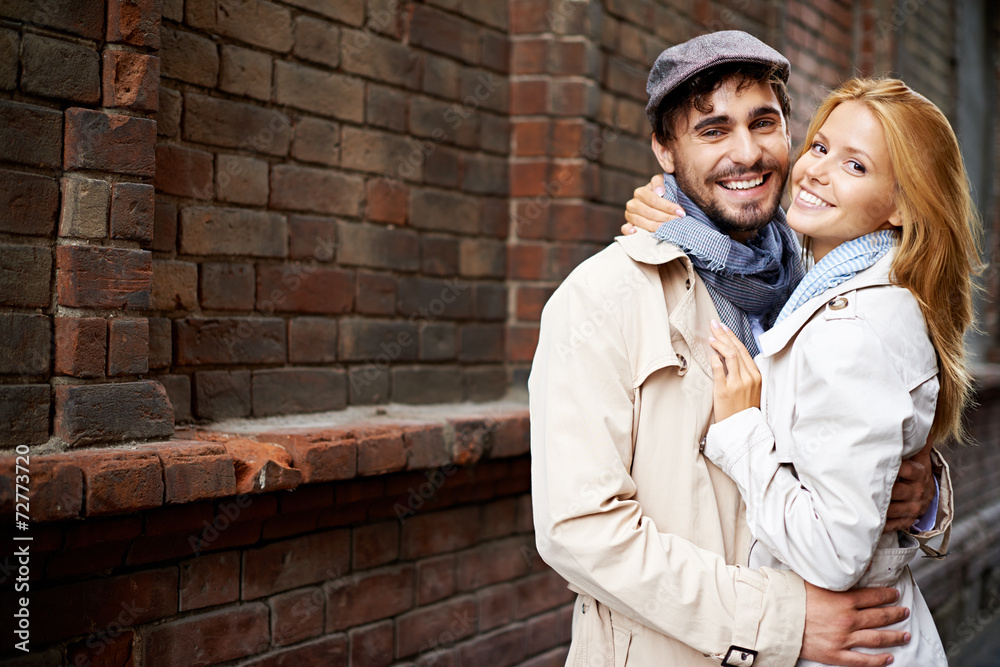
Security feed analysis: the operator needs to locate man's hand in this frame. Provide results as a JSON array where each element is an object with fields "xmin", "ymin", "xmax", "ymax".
[
  {"xmin": 801, "ymin": 583, "xmax": 910, "ymax": 666},
  {"xmin": 884, "ymin": 439, "xmax": 935, "ymax": 533}
]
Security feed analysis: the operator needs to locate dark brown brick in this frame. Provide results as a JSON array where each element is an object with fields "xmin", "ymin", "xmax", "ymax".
[
  {"xmin": 294, "ymin": 15, "xmax": 340, "ymax": 68},
  {"xmin": 289, "ymin": 215, "xmax": 338, "ymax": 262},
  {"xmin": 397, "ymin": 276, "xmax": 473, "ymax": 319},
  {"xmin": 336, "ymin": 221, "xmax": 420, "ymax": 271},
  {"xmin": 392, "ymin": 366, "xmax": 464, "ymax": 404},
  {"xmin": 270, "ymin": 587, "xmax": 325, "ymax": 646},
  {"xmin": 194, "ymin": 369, "xmax": 251, "ymax": 420},
  {"xmin": 0, "ymin": 0, "xmax": 104, "ymax": 39},
  {"xmin": 421, "ymin": 236, "xmax": 459, "ymax": 276},
  {"xmin": 219, "ymin": 44, "xmax": 272, "ymax": 100},
  {"xmin": 477, "ymin": 583, "xmax": 514, "ymax": 631},
  {"xmin": 251, "ymin": 368, "xmax": 347, "ymax": 417},
  {"xmin": 243, "ymin": 529, "xmax": 350, "ymax": 599},
  {"xmin": 179, "ymin": 206, "xmax": 287, "ymax": 257},
  {"xmin": 180, "ymin": 550, "xmax": 241, "ymax": 612},
  {"xmin": 271, "ymin": 164, "xmax": 364, "ymax": 216},
  {"xmin": 274, "ymin": 60, "xmax": 364, "ymax": 122},
  {"xmin": 0, "ymin": 385, "xmax": 50, "ymax": 446},
  {"xmin": 458, "ymin": 625, "xmax": 528, "ymax": 667},
  {"xmin": 423, "ymin": 53, "xmax": 461, "ymax": 99},
  {"xmin": 155, "ymin": 144, "xmax": 214, "ymax": 199},
  {"xmin": 107, "ymin": 317, "xmax": 149, "ymax": 376},
  {"xmin": 175, "ymin": 317, "xmax": 286, "ymax": 365},
  {"xmin": 292, "ymin": 116, "xmax": 341, "ymax": 166},
  {"xmin": 350, "ymin": 620, "xmax": 394, "ymax": 667},
  {"xmin": 396, "ymin": 595, "xmax": 476, "ymax": 658},
  {"xmin": 148, "ymin": 317, "xmax": 172, "ymax": 369},
  {"xmin": 410, "ymin": 189, "xmax": 481, "ymax": 235},
  {"xmin": 214, "ymin": 153, "xmax": 269, "ymax": 205},
  {"xmin": 184, "ymin": 93, "xmax": 291, "ymax": 156},
  {"xmin": 409, "ymin": 4, "xmax": 479, "ymax": 63},
  {"xmin": 400, "ymin": 505, "xmax": 480, "ymax": 558},
  {"xmin": 464, "ymin": 366, "xmax": 507, "ymax": 402},
  {"xmin": 239, "ymin": 635, "xmax": 349, "ymax": 667},
  {"xmin": 459, "ymin": 238, "xmax": 506, "ymax": 278},
  {"xmin": 140, "ymin": 603, "xmax": 269, "ymax": 667},
  {"xmin": 0, "ymin": 170, "xmax": 59, "ymax": 237},
  {"xmin": 201, "ymin": 262, "xmax": 255, "ymax": 311},
  {"xmin": 187, "ymin": 0, "xmax": 293, "ymax": 52},
  {"xmin": 160, "ymin": 25, "xmax": 219, "ymax": 87},
  {"xmin": 0, "ymin": 313, "xmax": 51, "ymax": 376},
  {"xmin": 284, "ymin": 0, "xmax": 362, "ymax": 24},
  {"xmin": 102, "ymin": 50, "xmax": 159, "ymax": 111},
  {"xmin": 55, "ymin": 317, "xmax": 106, "ymax": 378},
  {"xmin": 54, "ymin": 381, "xmax": 174, "ymax": 447},
  {"xmin": 339, "ymin": 319, "xmax": 418, "ymax": 362},
  {"xmin": 66, "ymin": 631, "xmax": 135, "ymax": 666},
  {"xmin": 157, "ymin": 88, "xmax": 182, "ymax": 139},
  {"xmin": 0, "ymin": 243, "xmax": 51, "ymax": 307},
  {"xmin": 417, "ymin": 554, "xmax": 457, "ymax": 605},
  {"xmin": 342, "ymin": 30, "xmax": 421, "ymax": 88},
  {"xmin": 515, "ymin": 570, "xmax": 575, "ymax": 619},
  {"xmin": 356, "ymin": 271, "xmax": 396, "ymax": 315},
  {"xmin": 348, "ymin": 365, "xmax": 390, "ymax": 405},
  {"xmin": 356, "ymin": 428, "xmax": 406, "ymax": 476},
  {"xmin": 0, "ymin": 28, "xmax": 15, "ymax": 90},
  {"xmin": 59, "ymin": 176, "xmax": 109, "ymax": 238},
  {"xmin": 257, "ymin": 264, "xmax": 354, "ymax": 314},
  {"xmin": 475, "ymin": 283, "xmax": 507, "ymax": 320},
  {"xmin": 159, "ymin": 373, "xmax": 192, "ymax": 422},
  {"xmin": 419, "ymin": 323, "xmax": 456, "ymax": 361},
  {"xmin": 151, "ymin": 259, "xmax": 198, "ymax": 311},
  {"xmin": 326, "ymin": 564, "xmax": 415, "ymax": 631},
  {"xmin": 366, "ymin": 84, "xmax": 408, "ymax": 133},
  {"xmin": 56, "ymin": 245, "xmax": 152, "ymax": 310},
  {"xmin": 110, "ymin": 182, "xmax": 155, "ymax": 243},
  {"xmin": 288, "ymin": 317, "xmax": 338, "ymax": 363},
  {"xmin": 21, "ymin": 33, "xmax": 100, "ymax": 103},
  {"xmin": 64, "ymin": 108, "xmax": 156, "ymax": 177},
  {"xmin": 459, "ymin": 323, "xmax": 505, "ymax": 362},
  {"xmin": 353, "ymin": 521, "xmax": 399, "ymax": 570},
  {"xmin": 0, "ymin": 100, "xmax": 63, "ymax": 169}
]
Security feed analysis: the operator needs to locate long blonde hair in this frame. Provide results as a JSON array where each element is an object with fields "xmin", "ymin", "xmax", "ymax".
[{"xmin": 798, "ymin": 78, "xmax": 983, "ymax": 444}]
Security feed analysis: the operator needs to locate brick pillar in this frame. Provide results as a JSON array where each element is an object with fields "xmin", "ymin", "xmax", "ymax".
[{"xmin": 50, "ymin": 0, "xmax": 174, "ymax": 446}]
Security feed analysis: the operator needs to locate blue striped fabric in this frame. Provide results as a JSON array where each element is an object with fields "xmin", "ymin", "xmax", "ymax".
[{"xmin": 776, "ymin": 229, "xmax": 898, "ymax": 324}]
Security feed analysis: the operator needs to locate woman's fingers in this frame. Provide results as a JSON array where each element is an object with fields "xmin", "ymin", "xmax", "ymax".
[
  {"xmin": 708, "ymin": 334, "xmax": 742, "ymax": 384},
  {"xmin": 718, "ymin": 324, "xmax": 760, "ymax": 380}
]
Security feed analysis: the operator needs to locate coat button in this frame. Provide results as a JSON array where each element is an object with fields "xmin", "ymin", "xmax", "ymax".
[
  {"xmin": 685, "ymin": 278, "xmax": 692, "ymax": 289},
  {"xmin": 828, "ymin": 296, "xmax": 849, "ymax": 310},
  {"xmin": 677, "ymin": 354, "xmax": 688, "ymax": 375}
]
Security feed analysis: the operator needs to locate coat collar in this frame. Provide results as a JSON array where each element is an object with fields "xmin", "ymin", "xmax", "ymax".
[
  {"xmin": 758, "ymin": 247, "xmax": 897, "ymax": 357},
  {"xmin": 614, "ymin": 230, "xmax": 689, "ymax": 266}
]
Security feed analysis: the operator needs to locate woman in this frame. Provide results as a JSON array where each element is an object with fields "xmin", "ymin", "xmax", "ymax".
[{"xmin": 625, "ymin": 78, "xmax": 981, "ymax": 665}]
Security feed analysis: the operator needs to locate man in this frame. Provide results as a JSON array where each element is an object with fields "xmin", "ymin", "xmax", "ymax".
[{"xmin": 529, "ymin": 31, "xmax": 949, "ymax": 666}]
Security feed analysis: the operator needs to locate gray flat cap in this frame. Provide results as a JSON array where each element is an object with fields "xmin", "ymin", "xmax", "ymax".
[{"xmin": 646, "ymin": 30, "xmax": 790, "ymax": 127}]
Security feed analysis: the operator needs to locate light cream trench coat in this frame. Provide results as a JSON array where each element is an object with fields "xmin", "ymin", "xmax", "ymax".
[
  {"xmin": 703, "ymin": 248, "xmax": 951, "ymax": 666},
  {"xmin": 530, "ymin": 233, "xmax": 807, "ymax": 667}
]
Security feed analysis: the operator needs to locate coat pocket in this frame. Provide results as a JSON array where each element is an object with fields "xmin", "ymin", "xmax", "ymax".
[
  {"xmin": 609, "ymin": 609, "xmax": 633, "ymax": 667},
  {"xmin": 857, "ymin": 532, "xmax": 920, "ymax": 588}
]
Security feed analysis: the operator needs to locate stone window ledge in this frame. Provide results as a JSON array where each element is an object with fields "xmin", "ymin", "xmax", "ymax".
[{"xmin": 1, "ymin": 397, "xmax": 529, "ymax": 523}]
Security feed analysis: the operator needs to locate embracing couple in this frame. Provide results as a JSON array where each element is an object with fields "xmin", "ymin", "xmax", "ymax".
[{"xmin": 529, "ymin": 30, "xmax": 981, "ymax": 666}]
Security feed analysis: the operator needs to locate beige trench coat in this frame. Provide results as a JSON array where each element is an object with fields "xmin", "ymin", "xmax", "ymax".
[{"xmin": 529, "ymin": 233, "xmax": 807, "ymax": 666}]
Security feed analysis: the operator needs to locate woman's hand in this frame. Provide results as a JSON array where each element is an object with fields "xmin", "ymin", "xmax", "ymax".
[
  {"xmin": 621, "ymin": 174, "xmax": 686, "ymax": 235},
  {"xmin": 709, "ymin": 320, "xmax": 761, "ymax": 421}
]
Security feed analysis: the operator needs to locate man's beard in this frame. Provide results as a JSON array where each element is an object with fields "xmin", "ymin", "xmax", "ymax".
[{"xmin": 674, "ymin": 160, "xmax": 786, "ymax": 235}]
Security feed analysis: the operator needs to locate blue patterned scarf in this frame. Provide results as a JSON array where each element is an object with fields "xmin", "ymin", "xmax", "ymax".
[
  {"xmin": 653, "ymin": 174, "xmax": 804, "ymax": 356},
  {"xmin": 776, "ymin": 229, "xmax": 897, "ymax": 323}
]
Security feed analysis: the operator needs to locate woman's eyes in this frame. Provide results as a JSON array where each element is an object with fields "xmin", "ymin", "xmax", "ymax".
[
  {"xmin": 847, "ymin": 160, "xmax": 867, "ymax": 174},
  {"xmin": 810, "ymin": 143, "xmax": 867, "ymax": 174},
  {"xmin": 810, "ymin": 142, "xmax": 827, "ymax": 154}
]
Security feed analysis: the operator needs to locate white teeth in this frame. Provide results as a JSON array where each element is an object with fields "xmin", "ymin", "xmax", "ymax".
[
  {"xmin": 720, "ymin": 175, "xmax": 765, "ymax": 190},
  {"xmin": 798, "ymin": 190, "xmax": 833, "ymax": 207}
]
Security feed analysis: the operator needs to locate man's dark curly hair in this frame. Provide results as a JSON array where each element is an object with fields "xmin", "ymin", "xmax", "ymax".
[{"xmin": 653, "ymin": 62, "xmax": 791, "ymax": 145}]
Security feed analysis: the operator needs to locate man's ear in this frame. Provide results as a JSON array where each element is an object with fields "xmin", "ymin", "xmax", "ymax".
[{"xmin": 651, "ymin": 135, "xmax": 675, "ymax": 174}]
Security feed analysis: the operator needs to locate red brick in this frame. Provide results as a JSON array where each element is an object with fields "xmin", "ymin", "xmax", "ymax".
[
  {"xmin": 55, "ymin": 381, "xmax": 173, "ymax": 447},
  {"xmin": 477, "ymin": 583, "xmax": 515, "ymax": 631},
  {"xmin": 0, "ymin": 170, "xmax": 59, "ymax": 236},
  {"xmin": 222, "ymin": 438, "xmax": 302, "ymax": 494},
  {"xmin": 67, "ymin": 630, "xmax": 135, "ymax": 667},
  {"xmin": 256, "ymin": 264, "xmax": 354, "ymax": 314},
  {"xmin": 21, "ymin": 33, "xmax": 100, "ymax": 104},
  {"xmin": 510, "ymin": 80, "xmax": 548, "ymax": 115},
  {"xmin": 251, "ymin": 368, "xmax": 347, "ymax": 416},
  {"xmin": 527, "ymin": 605, "xmax": 573, "ymax": 656},
  {"xmin": 35, "ymin": 567, "xmax": 178, "ymax": 644},
  {"xmin": 144, "ymin": 500, "xmax": 214, "ymax": 536},
  {"xmin": 294, "ymin": 15, "xmax": 341, "ymax": 68},
  {"xmin": 107, "ymin": 317, "xmax": 149, "ymax": 376},
  {"xmin": 64, "ymin": 515, "xmax": 141, "ymax": 549},
  {"xmin": 350, "ymin": 620, "xmax": 394, "ymax": 667},
  {"xmin": 356, "ymin": 428, "xmax": 407, "ymax": 476},
  {"xmin": 140, "ymin": 603, "xmax": 270, "ymax": 667},
  {"xmin": 107, "ymin": 0, "xmax": 161, "ymax": 47},
  {"xmin": 401, "ymin": 505, "xmax": 481, "ymax": 558},
  {"xmin": 355, "ymin": 271, "xmax": 396, "ymax": 316},
  {"xmin": 187, "ymin": 0, "xmax": 293, "ymax": 52},
  {"xmin": 179, "ymin": 550, "xmax": 241, "ymax": 611},
  {"xmin": 292, "ymin": 115, "xmax": 340, "ymax": 166},
  {"xmin": 326, "ymin": 564, "xmax": 415, "ymax": 631},
  {"xmin": 462, "ymin": 625, "xmax": 529, "ymax": 666},
  {"xmin": 365, "ymin": 178, "xmax": 408, "ymax": 224},
  {"xmin": 289, "ymin": 215, "xmax": 337, "ymax": 262},
  {"xmin": 491, "ymin": 413, "xmax": 531, "ymax": 458},
  {"xmin": 161, "ymin": 26, "xmax": 219, "ymax": 87},
  {"xmin": 243, "ymin": 529, "xmax": 350, "ymax": 599},
  {"xmin": 274, "ymin": 60, "xmax": 364, "ymax": 122},
  {"xmin": 238, "ymin": 635, "xmax": 349, "ymax": 667},
  {"xmin": 199, "ymin": 262, "xmax": 254, "ymax": 311},
  {"xmin": 155, "ymin": 144, "xmax": 213, "ymax": 199},
  {"xmin": 216, "ymin": 153, "xmax": 269, "ymax": 205},
  {"xmin": 416, "ymin": 650, "xmax": 456, "ymax": 667},
  {"xmin": 513, "ymin": 119, "xmax": 550, "ymax": 156},
  {"xmin": 138, "ymin": 442, "xmax": 238, "ymax": 504},
  {"xmin": 184, "ymin": 93, "xmax": 291, "ymax": 156},
  {"xmin": 396, "ymin": 596, "xmax": 476, "ymax": 658},
  {"xmin": 409, "ymin": 4, "xmax": 478, "ymax": 63},
  {"xmin": 457, "ymin": 536, "xmax": 531, "ymax": 591},
  {"xmin": 400, "ymin": 425, "xmax": 450, "ymax": 469},
  {"xmin": 271, "ymin": 164, "xmax": 364, "ymax": 216},
  {"xmin": 417, "ymin": 554, "xmax": 456, "ymax": 605},
  {"xmin": 4, "ymin": 456, "xmax": 81, "ymax": 521},
  {"xmin": 102, "ymin": 50, "xmax": 159, "ymax": 111},
  {"xmin": 515, "ymin": 570, "xmax": 574, "ymax": 619},
  {"xmin": 179, "ymin": 206, "xmax": 288, "ymax": 257},
  {"xmin": 110, "ymin": 182, "xmax": 155, "ymax": 243},
  {"xmin": 219, "ymin": 44, "xmax": 272, "ymax": 100},
  {"xmin": 270, "ymin": 587, "xmax": 326, "ymax": 646},
  {"xmin": 352, "ymin": 521, "xmax": 399, "ymax": 570},
  {"xmin": 64, "ymin": 108, "xmax": 156, "ymax": 177},
  {"xmin": 257, "ymin": 430, "xmax": 357, "ymax": 483},
  {"xmin": 57, "ymin": 245, "xmax": 151, "ymax": 310},
  {"xmin": 0, "ymin": 100, "xmax": 63, "ymax": 169},
  {"xmin": 60, "ymin": 448, "xmax": 164, "ymax": 516}
]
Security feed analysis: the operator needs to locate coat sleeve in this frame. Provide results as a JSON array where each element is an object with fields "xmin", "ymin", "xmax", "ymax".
[
  {"xmin": 529, "ymin": 271, "xmax": 805, "ymax": 665},
  {"xmin": 703, "ymin": 318, "xmax": 928, "ymax": 591}
]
